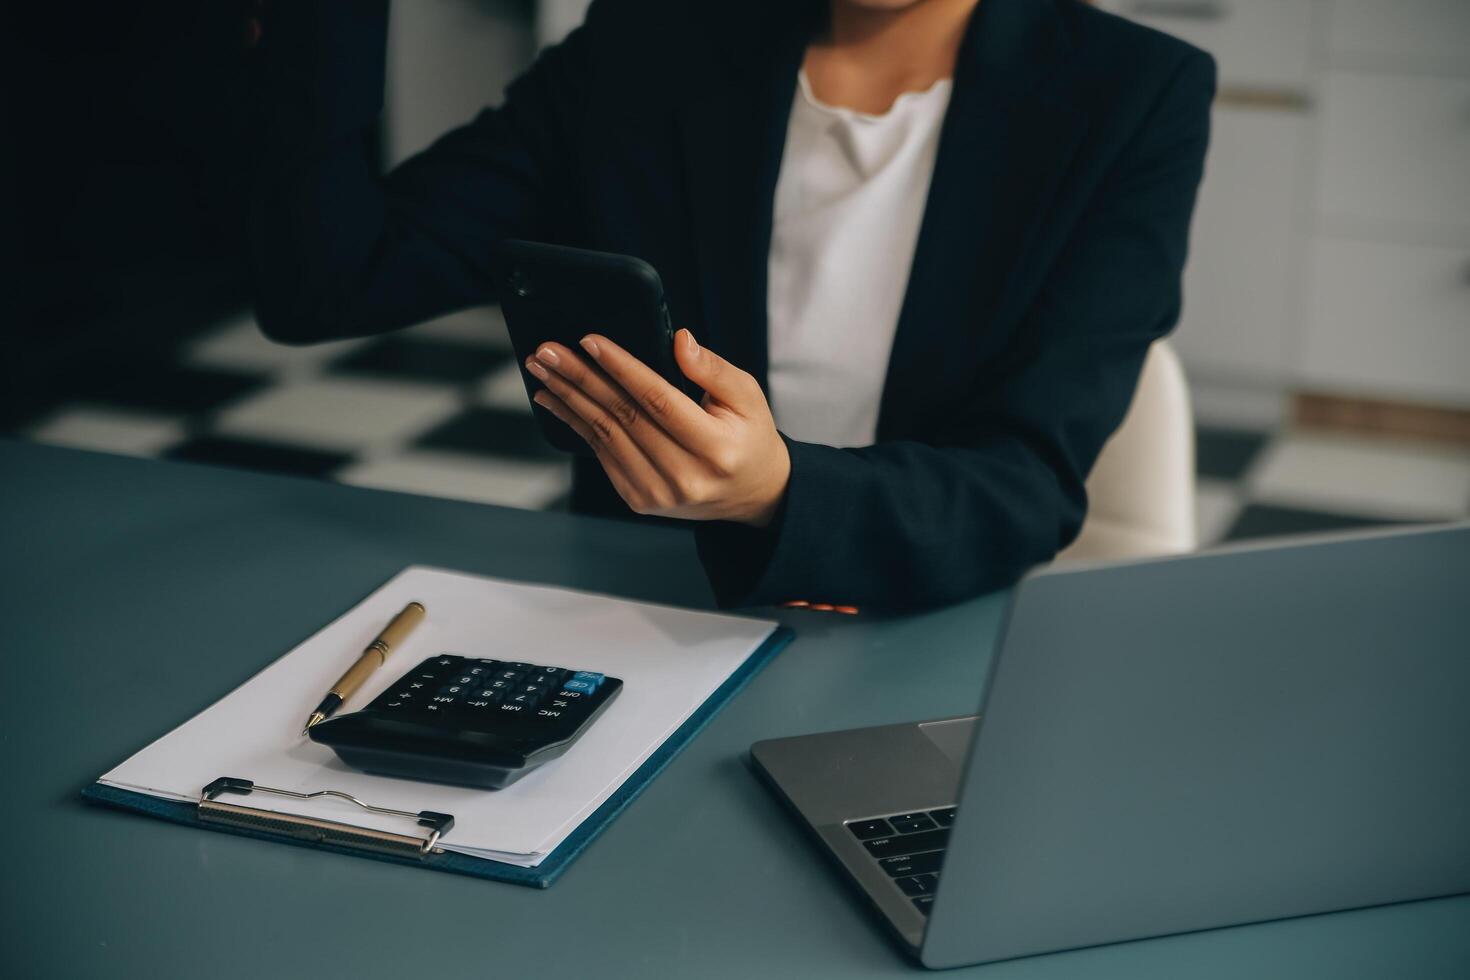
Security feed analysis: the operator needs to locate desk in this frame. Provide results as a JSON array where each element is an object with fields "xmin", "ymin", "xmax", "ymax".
[{"xmin": 2, "ymin": 440, "xmax": 1466, "ymax": 979}]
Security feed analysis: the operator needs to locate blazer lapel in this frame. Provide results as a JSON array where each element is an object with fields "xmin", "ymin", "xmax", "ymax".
[
  {"xmin": 877, "ymin": 0, "xmax": 1088, "ymax": 439},
  {"xmin": 677, "ymin": 12, "xmax": 809, "ymax": 387}
]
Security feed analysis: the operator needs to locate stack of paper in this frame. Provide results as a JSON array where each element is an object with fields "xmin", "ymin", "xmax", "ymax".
[{"xmin": 98, "ymin": 566, "xmax": 778, "ymax": 867}]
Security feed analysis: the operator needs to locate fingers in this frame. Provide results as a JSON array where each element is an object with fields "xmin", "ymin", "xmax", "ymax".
[
  {"xmin": 532, "ymin": 390, "xmax": 668, "ymax": 513},
  {"xmin": 671, "ymin": 329, "xmax": 763, "ymax": 416},
  {"xmin": 529, "ymin": 342, "xmax": 701, "ymax": 471},
  {"xmin": 574, "ymin": 333, "xmax": 719, "ymax": 455},
  {"xmin": 527, "ymin": 356, "xmax": 683, "ymax": 510}
]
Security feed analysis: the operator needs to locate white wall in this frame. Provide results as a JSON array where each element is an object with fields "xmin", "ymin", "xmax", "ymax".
[{"xmin": 385, "ymin": 0, "xmax": 536, "ymax": 166}]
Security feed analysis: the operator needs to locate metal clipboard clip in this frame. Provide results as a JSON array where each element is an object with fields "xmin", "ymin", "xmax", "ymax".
[{"xmin": 199, "ymin": 777, "xmax": 455, "ymax": 859}]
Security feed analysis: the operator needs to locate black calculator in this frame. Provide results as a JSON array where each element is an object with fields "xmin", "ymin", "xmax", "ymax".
[{"xmin": 308, "ymin": 654, "xmax": 622, "ymax": 789}]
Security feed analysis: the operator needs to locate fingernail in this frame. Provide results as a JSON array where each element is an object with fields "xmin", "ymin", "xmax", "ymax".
[
  {"xmin": 536, "ymin": 345, "xmax": 560, "ymax": 366},
  {"xmin": 579, "ymin": 336, "xmax": 600, "ymax": 359},
  {"xmin": 532, "ymin": 390, "xmax": 550, "ymax": 408},
  {"xmin": 683, "ymin": 330, "xmax": 699, "ymax": 355},
  {"xmin": 526, "ymin": 358, "xmax": 549, "ymax": 380}
]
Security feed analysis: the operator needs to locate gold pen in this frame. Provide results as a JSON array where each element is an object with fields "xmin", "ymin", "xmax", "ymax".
[{"xmin": 302, "ymin": 601, "xmax": 426, "ymax": 735}]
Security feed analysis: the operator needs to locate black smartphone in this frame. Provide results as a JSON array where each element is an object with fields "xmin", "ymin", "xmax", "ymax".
[{"xmin": 490, "ymin": 240, "xmax": 680, "ymax": 455}]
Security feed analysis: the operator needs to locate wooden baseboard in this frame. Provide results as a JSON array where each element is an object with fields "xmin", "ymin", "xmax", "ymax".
[{"xmin": 1293, "ymin": 392, "xmax": 1470, "ymax": 447}]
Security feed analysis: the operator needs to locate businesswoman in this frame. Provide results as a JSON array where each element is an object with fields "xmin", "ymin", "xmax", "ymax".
[{"xmin": 252, "ymin": 0, "xmax": 1214, "ymax": 610}]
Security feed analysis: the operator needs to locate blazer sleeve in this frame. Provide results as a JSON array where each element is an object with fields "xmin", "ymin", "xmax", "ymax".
[
  {"xmin": 248, "ymin": 1, "xmax": 591, "ymax": 343},
  {"xmin": 696, "ymin": 50, "xmax": 1218, "ymax": 611}
]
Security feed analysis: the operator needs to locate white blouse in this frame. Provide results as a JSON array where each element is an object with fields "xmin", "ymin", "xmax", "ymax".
[{"xmin": 766, "ymin": 69, "xmax": 953, "ymax": 448}]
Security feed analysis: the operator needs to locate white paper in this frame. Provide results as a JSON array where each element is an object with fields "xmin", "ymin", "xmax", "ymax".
[{"xmin": 98, "ymin": 566, "xmax": 778, "ymax": 867}]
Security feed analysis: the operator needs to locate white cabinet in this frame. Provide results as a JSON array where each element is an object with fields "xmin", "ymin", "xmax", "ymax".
[
  {"xmin": 1301, "ymin": 237, "xmax": 1470, "ymax": 404},
  {"xmin": 1302, "ymin": 1, "xmax": 1470, "ymax": 407},
  {"xmin": 1107, "ymin": 0, "xmax": 1470, "ymax": 409},
  {"xmin": 1099, "ymin": 0, "xmax": 1316, "ymax": 385},
  {"xmin": 1173, "ymin": 107, "xmax": 1308, "ymax": 382},
  {"xmin": 1316, "ymin": 71, "xmax": 1470, "ymax": 233},
  {"xmin": 1326, "ymin": 0, "xmax": 1470, "ymax": 73},
  {"xmin": 1102, "ymin": 0, "xmax": 1315, "ymax": 89}
]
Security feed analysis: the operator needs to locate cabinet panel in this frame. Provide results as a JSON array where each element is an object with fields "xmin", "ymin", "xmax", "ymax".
[
  {"xmin": 1316, "ymin": 71, "xmax": 1470, "ymax": 232},
  {"xmin": 1098, "ymin": 0, "xmax": 1314, "ymax": 89},
  {"xmin": 1171, "ymin": 108, "xmax": 1306, "ymax": 381},
  {"xmin": 1326, "ymin": 0, "xmax": 1470, "ymax": 74},
  {"xmin": 1300, "ymin": 236, "xmax": 1470, "ymax": 406}
]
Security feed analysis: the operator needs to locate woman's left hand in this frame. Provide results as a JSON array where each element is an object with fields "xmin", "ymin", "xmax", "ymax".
[{"xmin": 525, "ymin": 328, "xmax": 791, "ymax": 527}]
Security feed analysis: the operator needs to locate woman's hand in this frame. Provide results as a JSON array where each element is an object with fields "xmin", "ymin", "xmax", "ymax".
[{"xmin": 525, "ymin": 329, "xmax": 791, "ymax": 527}]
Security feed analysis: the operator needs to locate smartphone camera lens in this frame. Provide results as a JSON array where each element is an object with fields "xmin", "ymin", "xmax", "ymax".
[{"xmin": 509, "ymin": 268, "xmax": 532, "ymax": 298}]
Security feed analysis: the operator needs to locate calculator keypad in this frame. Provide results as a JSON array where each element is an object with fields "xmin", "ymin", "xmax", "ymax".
[{"xmin": 372, "ymin": 655, "xmax": 614, "ymax": 731}]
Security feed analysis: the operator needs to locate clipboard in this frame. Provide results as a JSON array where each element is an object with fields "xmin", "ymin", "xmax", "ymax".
[{"xmin": 83, "ymin": 625, "xmax": 793, "ymax": 888}]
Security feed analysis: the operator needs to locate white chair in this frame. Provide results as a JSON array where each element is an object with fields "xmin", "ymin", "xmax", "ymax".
[{"xmin": 1055, "ymin": 340, "xmax": 1196, "ymax": 563}]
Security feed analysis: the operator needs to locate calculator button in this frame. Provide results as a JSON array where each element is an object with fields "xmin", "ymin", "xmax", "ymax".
[
  {"xmin": 508, "ymin": 692, "xmax": 544, "ymax": 707},
  {"xmin": 911, "ymin": 896, "xmax": 935, "ymax": 915},
  {"xmin": 486, "ymin": 679, "xmax": 515, "ymax": 692},
  {"xmin": 430, "ymin": 694, "xmax": 459, "ymax": 706},
  {"xmin": 515, "ymin": 682, "xmax": 551, "ymax": 696},
  {"xmin": 463, "ymin": 697, "xmax": 498, "ymax": 711},
  {"xmin": 494, "ymin": 669, "xmax": 526, "ymax": 682},
  {"xmin": 439, "ymin": 684, "xmax": 471, "ymax": 696},
  {"xmin": 414, "ymin": 672, "xmax": 439, "ymax": 682},
  {"xmin": 570, "ymin": 671, "xmax": 604, "ymax": 689},
  {"xmin": 501, "ymin": 662, "xmax": 534, "ymax": 670},
  {"xmin": 448, "ymin": 673, "xmax": 480, "ymax": 687},
  {"xmin": 929, "ymin": 807, "xmax": 957, "ymax": 827},
  {"xmin": 463, "ymin": 665, "xmax": 493, "ymax": 680},
  {"xmin": 382, "ymin": 700, "xmax": 407, "ymax": 710},
  {"xmin": 562, "ymin": 679, "xmax": 597, "ymax": 695},
  {"xmin": 390, "ymin": 690, "xmax": 416, "ymax": 701},
  {"xmin": 433, "ymin": 657, "xmax": 461, "ymax": 669},
  {"xmin": 534, "ymin": 707, "xmax": 567, "ymax": 720},
  {"xmin": 496, "ymin": 702, "xmax": 527, "ymax": 714},
  {"xmin": 554, "ymin": 689, "xmax": 588, "ymax": 701}
]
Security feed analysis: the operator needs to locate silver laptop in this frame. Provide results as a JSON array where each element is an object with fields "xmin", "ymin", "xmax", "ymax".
[{"xmin": 751, "ymin": 523, "xmax": 1470, "ymax": 968}]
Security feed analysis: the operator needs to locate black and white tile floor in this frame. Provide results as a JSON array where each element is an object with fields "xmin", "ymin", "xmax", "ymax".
[{"xmin": 18, "ymin": 308, "xmax": 1470, "ymax": 545}]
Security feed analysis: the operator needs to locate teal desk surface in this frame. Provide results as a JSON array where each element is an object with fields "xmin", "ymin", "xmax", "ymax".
[{"xmin": 2, "ymin": 440, "xmax": 1466, "ymax": 979}]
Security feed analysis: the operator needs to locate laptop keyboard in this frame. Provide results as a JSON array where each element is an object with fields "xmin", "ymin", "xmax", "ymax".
[{"xmin": 846, "ymin": 806, "xmax": 957, "ymax": 916}]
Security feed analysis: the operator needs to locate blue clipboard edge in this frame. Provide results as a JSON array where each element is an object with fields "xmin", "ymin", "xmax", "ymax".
[{"xmin": 82, "ymin": 625, "xmax": 795, "ymax": 889}]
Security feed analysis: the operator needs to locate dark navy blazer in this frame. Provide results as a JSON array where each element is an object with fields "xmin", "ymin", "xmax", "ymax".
[{"xmin": 251, "ymin": 0, "xmax": 1215, "ymax": 611}]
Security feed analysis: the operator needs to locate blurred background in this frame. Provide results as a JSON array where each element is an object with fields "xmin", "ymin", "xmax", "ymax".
[{"xmin": 6, "ymin": 0, "xmax": 1468, "ymax": 547}]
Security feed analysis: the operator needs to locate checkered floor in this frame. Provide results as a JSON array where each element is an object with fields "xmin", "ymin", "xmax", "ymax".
[{"xmin": 16, "ymin": 308, "xmax": 1470, "ymax": 546}]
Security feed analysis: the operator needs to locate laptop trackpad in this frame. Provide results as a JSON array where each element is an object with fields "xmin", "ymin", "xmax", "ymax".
[{"xmin": 919, "ymin": 717, "xmax": 978, "ymax": 768}]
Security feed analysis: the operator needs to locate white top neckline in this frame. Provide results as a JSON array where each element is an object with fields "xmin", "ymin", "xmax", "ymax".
[
  {"xmin": 765, "ymin": 67, "xmax": 954, "ymax": 448},
  {"xmin": 795, "ymin": 68, "xmax": 954, "ymax": 124}
]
